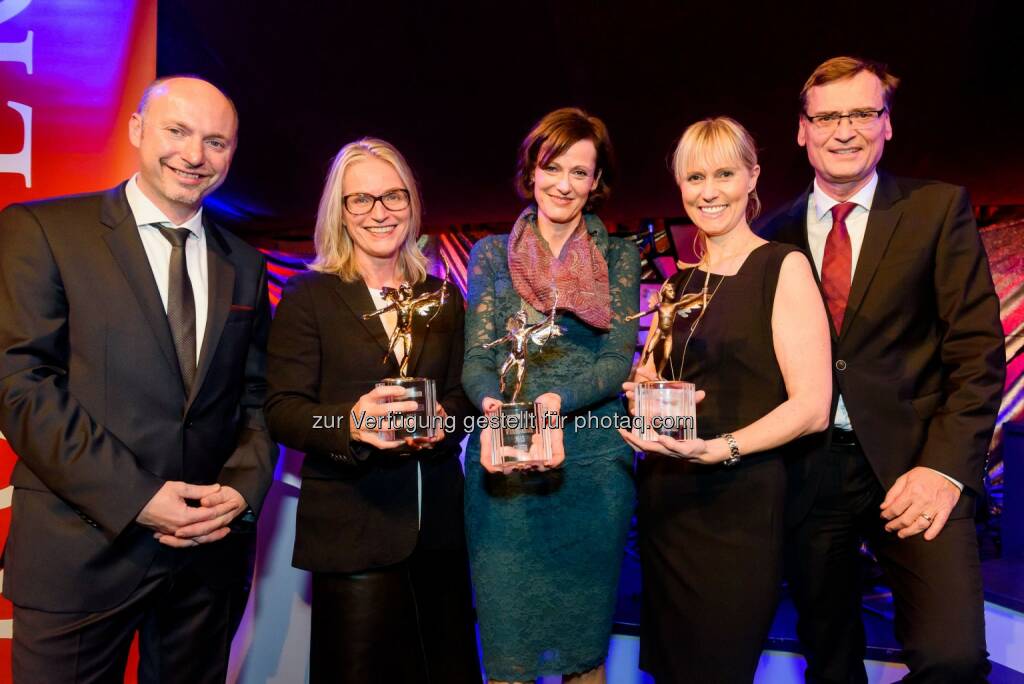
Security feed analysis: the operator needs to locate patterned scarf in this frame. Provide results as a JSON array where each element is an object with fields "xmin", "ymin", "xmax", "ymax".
[{"xmin": 507, "ymin": 206, "xmax": 611, "ymax": 330}]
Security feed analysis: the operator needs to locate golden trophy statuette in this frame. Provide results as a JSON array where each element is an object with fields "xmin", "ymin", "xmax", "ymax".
[
  {"xmin": 627, "ymin": 279, "xmax": 703, "ymax": 443},
  {"xmin": 481, "ymin": 298, "xmax": 563, "ymax": 465},
  {"xmin": 362, "ymin": 270, "xmax": 450, "ymax": 440}
]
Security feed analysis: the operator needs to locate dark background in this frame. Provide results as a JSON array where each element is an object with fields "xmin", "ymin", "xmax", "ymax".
[{"xmin": 158, "ymin": 0, "xmax": 1023, "ymax": 241}]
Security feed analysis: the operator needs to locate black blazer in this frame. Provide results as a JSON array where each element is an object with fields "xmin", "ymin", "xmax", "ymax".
[
  {"xmin": 0, "ymin": 184, "xmax": 277, "ymax": 612},
  {"xmin": 265, "ymin": 271, "xmax": 473, "ymax": 573},
  {"xmin": 762, "ymin": 173, "xmax": 1005, "ymax": 523}
]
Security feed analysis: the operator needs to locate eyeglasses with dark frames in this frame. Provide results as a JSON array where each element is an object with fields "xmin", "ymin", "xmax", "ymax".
[
  {"xmin": 803, "ymin": 108, "xmax": 887, "ymax": 130},
  {"xmin": 343, "ymin": 189, "xmax": 411, "ymax": 214}
]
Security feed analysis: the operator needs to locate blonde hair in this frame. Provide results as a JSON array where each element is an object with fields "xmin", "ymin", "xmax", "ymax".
[
  {"xmin": 672, "ymin": 116, "xmax": 761, "ymax": 224},
  {"xmin": 671, "ymin": 117, "xmax": 761, "ymax": 266},
  {"xmin": 309, "ymin": 138, "xmax": 428, "ymax": 284}
]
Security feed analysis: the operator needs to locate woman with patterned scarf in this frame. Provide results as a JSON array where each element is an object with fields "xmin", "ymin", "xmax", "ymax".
[{"xmin": 462, "ymin": 108, "xmax": 640, "ymax": 684}]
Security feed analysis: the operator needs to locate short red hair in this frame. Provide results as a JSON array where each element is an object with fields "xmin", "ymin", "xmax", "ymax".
[{"xmin": 514, "ymin": 107, "xmax": 616, "ymax": 212}]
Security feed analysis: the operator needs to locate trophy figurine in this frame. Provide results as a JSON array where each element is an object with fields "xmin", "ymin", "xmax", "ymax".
[
  {"xmin": 481, "ymin": 298, "xmax": 563, "ymax": 465},
  {"xmin": 362, "ymin": 267, "xmax": 450, "ymax": 441},
  {"xmin": 626, "ymin": 280, "xmax": 703, "ymax": 379},
  {"xmin": 626, "ymin": 279, "xmax": 702, "ymax": 442}
]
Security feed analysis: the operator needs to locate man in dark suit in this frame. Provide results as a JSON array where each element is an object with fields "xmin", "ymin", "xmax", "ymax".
[
  {"xmin": 0, "ymin": 76, "xmax": 276, "ymax": 683},
  {"xmin": 762, "ymin": 57, "xmax": 1005, "ymax": 683}
]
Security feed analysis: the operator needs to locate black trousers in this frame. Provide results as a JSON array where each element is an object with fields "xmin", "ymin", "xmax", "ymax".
[
  {"xmin": 309, "ymin": 544, "xmax": 481, "ymax": 684},
  {"xmin": 638, "ymin": 455, "xmax": 786, "ymax": 684},
  {"xmin": 786, "ymin": 440, "xmax": 989, "ymax": 683},
  {"xmin": 12, "ymin": 551, "xmax": 250, "ymax": 684}
]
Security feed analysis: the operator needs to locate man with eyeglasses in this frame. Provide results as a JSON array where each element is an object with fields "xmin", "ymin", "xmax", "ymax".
[{"xmin": 763, "ymin": 56, "xmax": 1004, "ymax": 682}]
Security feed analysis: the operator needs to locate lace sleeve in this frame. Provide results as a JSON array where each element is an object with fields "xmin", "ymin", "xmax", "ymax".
[
  {"xmin": 462, "ymin": 236, "xmax": 504, "ymax": 410},
  {"xmin": 549, "ymin": 238, "xmax": 641, "ymax": 413}
]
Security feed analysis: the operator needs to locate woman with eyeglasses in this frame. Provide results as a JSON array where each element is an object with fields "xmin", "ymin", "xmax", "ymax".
[
  {"xmin": 265, "ymin": 138, "xmax": 481, "ymax": 683},
  {"xmin": 618, "ymin": 117, "xmax": 832, "ymax": 683},
  {"xmin": 462, "ymin": 108, "xmax": 640, "ymax": 684}
]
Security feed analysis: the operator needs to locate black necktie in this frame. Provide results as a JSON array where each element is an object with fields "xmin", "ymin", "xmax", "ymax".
[{"xmin": 157, "ymin": 225, "xmax": 197, "ymax": 394}]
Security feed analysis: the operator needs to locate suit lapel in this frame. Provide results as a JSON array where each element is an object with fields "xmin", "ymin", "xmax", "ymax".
[
  {"xmin": 100, "ymin": 185, "xmax": 183, "ymax": 388},
  {"xmin": 775, "ymin": 189, "xmax": 839, "ymax": 338},
  {"xmin": 780, "ymin": 189, "xmax": 815, "ymax": 260},
  {"xmin": 841, "ymin": 173, "xmax": 903, "ymax": 339},
  {"xmin": 332, "ymin": 277, "xmax": 395, "ymax": 363},
  {"xmin": 187, "ymin": 219, "xmax": 234, "ymax": 410}
]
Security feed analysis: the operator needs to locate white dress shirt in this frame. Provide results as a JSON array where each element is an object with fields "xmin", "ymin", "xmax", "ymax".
[
  {"xmin": 124, "ymin": 175, "xmax": 209, "ymax": 364},
  {"xmin": 806, "ymin": 172, "xmax": 878, "ymax": 432},
  {"xmin": 805, "ymin": 173, "xmax": 961, "ymax": 489}
]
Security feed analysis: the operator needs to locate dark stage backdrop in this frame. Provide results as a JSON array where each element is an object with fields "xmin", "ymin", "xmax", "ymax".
[{"xmin": 157, "ymin": 0, "xmax": 1023, "ymax": 241}]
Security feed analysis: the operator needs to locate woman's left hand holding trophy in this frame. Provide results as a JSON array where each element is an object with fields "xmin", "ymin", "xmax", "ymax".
[
  {"xmin": 400, "ymin": 402, "xmax": 447, "ymax": 451},
  {"xmin": 479, "ymin": 392, "xmax": 565, "ymax": 474},
  {"xmin": 619, "ymin": 362, "xmax": 713, "ymax": 461}
]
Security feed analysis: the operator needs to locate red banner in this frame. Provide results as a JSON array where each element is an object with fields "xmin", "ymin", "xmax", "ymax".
[{"xmin": 0, "ymin": 1, "xmax": 156, "ymax": 679}]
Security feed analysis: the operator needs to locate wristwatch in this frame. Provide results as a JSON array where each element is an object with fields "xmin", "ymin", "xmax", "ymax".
[{"xmin": 719, "ymin": 433, "xmax": 741, "ymax": 466}]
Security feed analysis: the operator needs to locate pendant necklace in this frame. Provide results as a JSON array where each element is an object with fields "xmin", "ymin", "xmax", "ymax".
[{"xmin": 666, "ymin": 264, "xmax": 726, "ymax": 381}]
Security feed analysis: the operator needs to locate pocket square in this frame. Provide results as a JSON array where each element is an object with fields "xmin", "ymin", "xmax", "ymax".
[{"xmin": 230, "ymin": 304, "xmax": 255, "ymax": 312}]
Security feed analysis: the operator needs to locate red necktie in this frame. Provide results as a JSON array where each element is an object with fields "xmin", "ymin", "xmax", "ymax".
[{"xmin": 821, "ymin": 202, "xmax": 856, "ymax": 333}]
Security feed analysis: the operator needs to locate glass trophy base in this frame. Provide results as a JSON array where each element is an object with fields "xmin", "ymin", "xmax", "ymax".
[
  {"xmin": 636, "ymin": 380, "xmax": 697, "ymax": 442},
  {"xmin": 375, "ymin": 377, "xmax": 437, "ymax": 441},
  {"xmin": 489, "ymin": 400, "xmax": 553, "ymax": 466}
]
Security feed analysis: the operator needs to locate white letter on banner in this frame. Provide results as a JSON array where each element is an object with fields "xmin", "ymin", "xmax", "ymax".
[
  {"xmin": 0, "ymin": 0, "xmax": 33, "ymax": 73},
  {"xmin": 0, "ymin": 101, "xmax": 32, "ymax": 187},
  {"xmin": 0, "ymin": 0, "xmax": 31, "ymax": 22},
  {"xmin": 0, "ymin": 30, "xmax": 33, "ymax": 73}
]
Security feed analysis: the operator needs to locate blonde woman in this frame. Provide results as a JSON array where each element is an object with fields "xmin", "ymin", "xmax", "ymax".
[
  {"xmin": 265, "ymin": 138, "xmax": 480, "ymax": 683},
  {"xmin": 620, "ymin": 118, "xmax": 831, "ymax": 683}
]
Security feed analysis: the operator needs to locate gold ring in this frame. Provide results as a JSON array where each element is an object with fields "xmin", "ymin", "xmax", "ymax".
[{"xmin": 920, "ymin": 513, "xmax": 934, "ymax": 523}]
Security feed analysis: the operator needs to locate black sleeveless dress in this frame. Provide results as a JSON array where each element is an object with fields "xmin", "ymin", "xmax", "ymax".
[{"xmin": 637, "ymin": 241, "xmax": 799, "ymax": 683}]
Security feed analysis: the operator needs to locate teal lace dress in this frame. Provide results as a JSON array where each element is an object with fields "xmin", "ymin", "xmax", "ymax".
[{"xmin": 462, "ymin": 212, "xmax": 639, "ymax": 681}]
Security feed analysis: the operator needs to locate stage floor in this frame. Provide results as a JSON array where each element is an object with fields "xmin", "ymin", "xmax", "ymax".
[
  {"xmin": 232, "ymin": 479, "xmax": 1024, "ymax": 683},
  {"xmin": 609, "ymin": 550, "xmax": 1024, "ymax": 682}
]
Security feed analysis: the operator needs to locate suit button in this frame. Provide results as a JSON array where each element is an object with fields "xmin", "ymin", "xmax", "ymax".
[
  {"xmin": 185, "ymin": 420, "xmax": 193, "ymax": 428},
  {"xmin": 835, "ymin": 359, "xmax": 847, "ymax": 371}
]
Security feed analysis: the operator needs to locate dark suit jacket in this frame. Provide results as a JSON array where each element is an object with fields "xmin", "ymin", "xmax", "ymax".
[
  {"xmin": 265, "ymin": 271, "xmax": 474, "ymax": 573},
  {"xmin": 0, "ymin": 184, "xmax": 277, "ymax": 612},
  {"xmin": 761, "ymin": 173, "xmax": 1005, "ymax": 524}
]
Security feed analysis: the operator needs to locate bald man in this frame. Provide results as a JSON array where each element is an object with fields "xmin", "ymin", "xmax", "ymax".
[{"xmin": 0, "ymin": 76, "xmax": 276, "ymax": 683}]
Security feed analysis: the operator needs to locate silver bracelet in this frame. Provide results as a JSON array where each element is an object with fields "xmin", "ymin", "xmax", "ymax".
[{"xmin": 719, "ymin": 433, "xmax": 741, "ymax": 466}]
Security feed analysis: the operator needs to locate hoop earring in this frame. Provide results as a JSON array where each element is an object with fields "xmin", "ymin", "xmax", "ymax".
[
  {"xmin": 690, "ymin": 229, "xmax": 707, "ymax": 265},
  {"xmin": 747, "ymin": 190, "xmax": 761, "ymax": 221}
]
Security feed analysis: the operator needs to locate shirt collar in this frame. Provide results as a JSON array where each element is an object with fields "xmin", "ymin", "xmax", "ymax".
[
  {"xmin": 811, "ymin": 171, "xmax": 879, "ymax": 222},
  {"xmin": 125, "ymin": 174, "xmax": 205, "ymax": 237}
]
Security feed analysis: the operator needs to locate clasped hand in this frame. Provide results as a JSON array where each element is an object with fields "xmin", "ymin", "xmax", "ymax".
[
  {"xmin": 350, "ymin": 384, "xmax": 447, "ymax": 451},
  {"xmin": 880, "ymin": 466, "xmax": 961, "ymax": 541},
  {"xmin": 479, "ymin": 392, "xmax": 565, "ymax": 474},
  {"xmin": 136, "ymin": 481, "xmax": 248, "ymax": 548}
]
